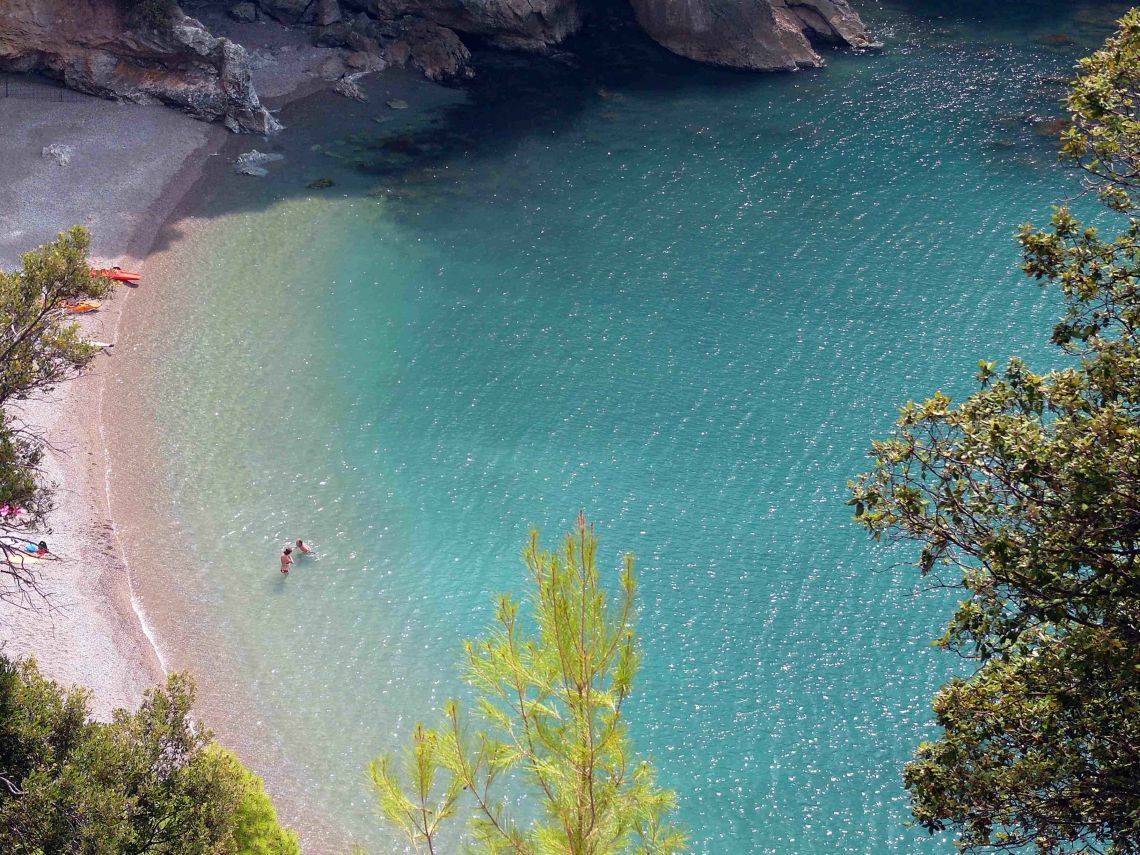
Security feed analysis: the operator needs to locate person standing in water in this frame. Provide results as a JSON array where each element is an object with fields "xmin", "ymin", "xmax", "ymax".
[
  {"xmin": 295, "ymin": 539, "xmax": 313, "ymax": 555},
  {"xmin": 280, "ymin": 547, "xmax": 294, "ymax": 575}
]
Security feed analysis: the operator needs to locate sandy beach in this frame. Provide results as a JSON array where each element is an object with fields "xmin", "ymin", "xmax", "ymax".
[
  {"xmin": 0, "ymin": 20, "xmax": 343, "ymax": 719},
  {"xmin": 0, "ymin": 91, "xmax": 224, "ymax": 717},
  {"xmin": 0, "ymin": 19, "xmax": 451, "ymax": 845}
]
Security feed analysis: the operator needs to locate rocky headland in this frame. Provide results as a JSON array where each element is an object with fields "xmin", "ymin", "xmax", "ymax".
[{"xmin": 0, "ymin": 0, "xmax": 876, "ymax": 132}]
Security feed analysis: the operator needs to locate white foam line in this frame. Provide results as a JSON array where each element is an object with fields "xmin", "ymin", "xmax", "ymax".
[{"xmin": 94, "ymin": 263, "xmax": 170, "ymax": 678}]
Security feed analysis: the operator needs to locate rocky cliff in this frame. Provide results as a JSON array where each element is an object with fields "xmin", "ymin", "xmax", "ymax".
[
  {"xmin": 309, "ymin": 0, "xmax": 872, "ymax": 66},
  {"xmin": 629, "ymin": 0, "xmax": 876, "ymax": 70},
  {"xmin": 0, "ymin": 0, "xmax": 276, "ymax": 132},
  {"xmin": 0, "ymin": 0, "xmax": 875, "ymax": 131}
]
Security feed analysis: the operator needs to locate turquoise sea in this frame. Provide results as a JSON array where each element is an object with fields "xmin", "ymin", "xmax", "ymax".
[{"xmin": 115, "ymin": 2, "xmax": 1127, "ymax": 851}]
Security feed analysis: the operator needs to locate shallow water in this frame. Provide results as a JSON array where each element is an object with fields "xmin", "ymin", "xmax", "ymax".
[{"xmin": 122, "ymin": 3, "xmax": 1125, "ymax": 851}]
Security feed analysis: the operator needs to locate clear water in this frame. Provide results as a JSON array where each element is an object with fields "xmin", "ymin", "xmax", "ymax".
[{"xmin": 118, "ymin": 2, "xmax": 1127, "ymax": 851}]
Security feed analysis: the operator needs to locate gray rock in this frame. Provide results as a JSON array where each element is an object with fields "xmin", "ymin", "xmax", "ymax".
[
  {"xmin": 234, "ymin": 149, "xmax": 284, "ymax": 175},
  {"xmin": 345, "ymin": 50, "xmax": 384, "ymax": 71},
  {"xmin": 333, "ymin": 75, "xmax": 367, "ymax": 101},
  {"xmin": 0, "ymin": 1, "xmax": 278, "ymax": 133},
  {"xmin": 41, "ymin": 143, "xmax": 74, "ymax": 165},
  {"xmin": 315, "ymin": 21, "xmax": 352, "ymax": 47},
  {"xmin": 363, "ymin": 0, "xmax": 873, "ymax": 73},
  {"xmin": 628, "ymin": 0, "xmax": 876, "ymax": 70},
  {"xmin": 386, "ymin": 98, "xmax": 408, "ymax": 109},
  {"xmin": 384, "ymin": 17, "xmax": 472, "ymax": 82},
  {"xmin": 345, "ymin": 31, "xmax": 381, "ymax": 54},
  {"xmin": 258, "ymin": 0, "xmax": 316, "ymax": 25},
  {"xmin": 316, "ymin": 0, "xmax": 342, "ymax": 26},
  {"xmin": 315, "ymin": 52, "xmax": 348, "ymax": 79},
  {"xmin": 370, "ymin": 0, "xmax": 582, "ymax": 51},
  {"xmin": 228, "ymin": 2, "xmax": 258, "ymax": 23}
]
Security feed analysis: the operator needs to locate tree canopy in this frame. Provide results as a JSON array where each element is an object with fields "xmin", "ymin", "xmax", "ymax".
[
  {"xmin": 372, "ymin": 514, "xmax": 685, "ymax": 854},
  {"xmin": 0, "ymin": 227, "xmax": 110, "ymax": 605},
  {"xmin": 849, "ymin": 11, "xmax": 1140, "ymax": 854},
  {"xmin": 0, "ymin": 654, "xmax": 299, "ymax": 854}
]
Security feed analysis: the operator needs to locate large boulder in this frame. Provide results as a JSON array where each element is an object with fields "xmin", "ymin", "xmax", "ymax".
[
  {"xmin": 385, "ymin": 17, "xmax": 473, "ymax": 81},
  {"xmin": 629, "ymin": 0, "xmax": 877, "ymax": 70},
  {"xmin": 258, "ymin": 0, "xmax": 316, "ymax": 24},
  {"xmin": 0, "ymin": 0, "xmax": 278, "ymax": 132}
]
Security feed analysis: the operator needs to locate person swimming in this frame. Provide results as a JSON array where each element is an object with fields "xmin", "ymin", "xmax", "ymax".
[
  {"xmin": 295, "ymin": 539, "xmax": 313, "ymax": 555},
  {"xmin": 280, "ymin": 547, "xmax": 294, "ymax": 575}
]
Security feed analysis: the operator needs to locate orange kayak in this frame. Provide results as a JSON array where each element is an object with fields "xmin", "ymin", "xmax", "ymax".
[
  {"xmin": 64, "ymin": 300, "xmax": 102, "ymax": 314},
  {"xmin": 91, "ymin": 267, "xmax": 141, "ymax": 283}
]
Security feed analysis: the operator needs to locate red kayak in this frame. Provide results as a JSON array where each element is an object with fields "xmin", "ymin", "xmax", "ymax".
[{"xmin": 90, "ymin": 267, "xmax": 141, "ymax": 283}]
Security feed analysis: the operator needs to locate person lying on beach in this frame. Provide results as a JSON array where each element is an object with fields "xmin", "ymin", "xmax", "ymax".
[
  {"xmin": 295, "ymin": 539, "xmax": 314, "ymax": 555},
  {"xmin": 280, "ymin": 547, "xmax": 294, "ymax": 575},
  {"xmin": 24, "ymin": 540, "xmax": 48, "ymax": 557}
]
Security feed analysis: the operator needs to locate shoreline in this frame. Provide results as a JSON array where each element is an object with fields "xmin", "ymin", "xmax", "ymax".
[
  {"xmin": 2, "ymin": 36, "xmax": 459, "ymax": 846},
  {"xmin": 0, "ymin": 94, "xmax": 225, "ymax": 716},
  {"xmin": 99, "ymin": 68, "xmax": 468, "ymax": 849},
  {"xmin": 0, "ymin": 21, "xmax": 349, "ymax": 719}
]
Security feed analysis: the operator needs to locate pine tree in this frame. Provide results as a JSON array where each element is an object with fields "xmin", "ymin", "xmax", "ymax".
[{"xmin": 372, "ymin": 513, "xmax": 685, "ymax": 854}]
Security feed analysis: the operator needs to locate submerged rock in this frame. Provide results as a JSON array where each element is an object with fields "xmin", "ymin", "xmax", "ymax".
[
  {"xmin": 386, "ymin": 98, "xmax": 409, "ymax": 110},
  {"xmin": 306, "ymin": 177, "xmax": 336, "ymax": 188},
  {"xmin": 234, "ymin": 149, "xmax": 284, "ymax": 175},
  {"xmin": 1032, "ymin": 117, "xmax": 1072, "ymax": 138},
  {"xmin": 1036, "ymin": 33, "xmax": 1076, "ymax": 47}
]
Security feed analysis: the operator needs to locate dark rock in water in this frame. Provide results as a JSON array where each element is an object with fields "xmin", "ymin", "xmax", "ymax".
[
  {"xmin": 381, "ymin": 134, "xmax": 419, "ymax": 153},
  {"xmin": 628, "ymin": 0, "xmax": 878, "ymax": 70},
  {"xmin": 306, "ymin": 177, "xmax": 336, "ymax": 188},
  {"xmin": 1036, "ymin": 33, "xmax": 1076, "ymax": 47},
  {"xmin": 228, "ymin": 2, "xmax": 259, "ymax": 23},
  {"xmin": 386, "ymin": 98, "xmax": 409, "ymax": 109},
  {"xmin": 1033, "ymin": 117, "xmax": 1072, "ymax": 138},
  {"xmin": 0, "ymin": 0, "xmax": 278, "ymax": 133}
]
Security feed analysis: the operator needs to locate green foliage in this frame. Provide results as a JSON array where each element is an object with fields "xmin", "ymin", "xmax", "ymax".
[
  {"xmin": 1062, "ymin": 8, "xmax": 1140, "ymax": 212},
  {"xmin": 0, "ymin": 655, "xmax": 298, "ymax": 854},
  {"xmin": 218, "ymin": 747, "xmax": 302, "ymax": 855},
  {"xmin": 849, "ymin": 13, "xmax": 1140, "ymax": 854},
  {"xmin": 0, "ymin": 227, "xmax": 110, "ymax": 602},
  {"xmin": 372, "ymin": 514, "xmax": 685, "ymax": 854}
]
